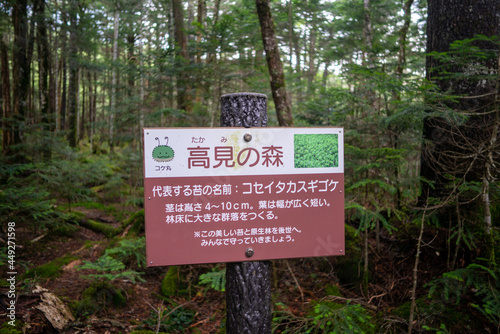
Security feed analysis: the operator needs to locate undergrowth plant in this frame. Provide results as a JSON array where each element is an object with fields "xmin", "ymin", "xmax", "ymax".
[
  {"xmin": 79, "ymin": 237, "xmax": 146, "ymax": 283},
  {"xmin": 198, "ymin": 265, "xmax": 226, "ymax": 291},
  {"xmin": 141, "ymin": 302, "xmax": 195, "ymax": 333},
  {"xmin": 426, "ymin": 261, "xmax": 500, "ymax": 328},
  {"xmin": 273, "ymin": 300, "xmax": 374, "ymax": 333}
]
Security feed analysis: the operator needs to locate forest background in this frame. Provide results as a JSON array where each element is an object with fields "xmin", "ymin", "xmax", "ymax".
[{"xmin": 0, "ymin": 0, "xmax": 499, "ymax": 333}]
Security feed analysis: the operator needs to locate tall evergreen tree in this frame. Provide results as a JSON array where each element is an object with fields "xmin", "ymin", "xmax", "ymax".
[
  {"xmin": 66, "ymin": 0, "xmax": 79, "ymax": 147},
  {"xmin": 420, "ymin": 0, "xmax": 499, "ymax": 260}
]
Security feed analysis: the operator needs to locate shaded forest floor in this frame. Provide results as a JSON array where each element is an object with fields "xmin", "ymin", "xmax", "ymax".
[{"xmin": 1, "ymin": 195, "xmax": 497, "ymax": 333}]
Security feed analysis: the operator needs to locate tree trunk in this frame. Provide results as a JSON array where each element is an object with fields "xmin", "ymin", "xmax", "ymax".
[
  {"xmin": 35, "ymin": 0, "xmax": 52, "ymax": 158},
  {"xmin": 221, "ymin": 93, "xmax": 271, "ymax": 334},
  {"xmin": 421, "ymin": 0, "xmax": 499, "ymax": 264},
  {"xmin": 391, "ymin": 0, "xmax": 414, "ymax": 208},
  {"xmin": 67, "ymin": 0, "xmax": 78, "ymax": 147},
  {"xmin": 79, "ymin": 68, "xmax": 85, "ymax": 141},
  {"xmin": 1, "ymin": 33, "xmax": 12, "ymax": 157},
  {"xmin": 362, "ymin": 0, "xmax": 376, "ymax": 110},
  {"xmin": 172, "ymin": 0, "xmax": 191, "ymax": 112},
  {"xmin": 255, "ymin": 0, "xmax": 294, "ymax": 126},
  {"xmin": 109, "ymin": 10, "xmax": 119, "ymax": 151},
  {"xmin": 12, "ymin": 0, "xmax": 33, "ymax": 154},
  {"xmin": 395, "ymin": 0, "xmax": 414, "ymax": 77},
  {"xmin": 420, "ymin": 0, "xmax": 499, "ymax": 202},
  {"xmin": 196, "ymin": 0, "xmax": 205, "ymax": 65},
  {"xmin": 307, "ymin": 6, "xmax": 317, "ymax": 95},
  {"xmin": 127, "ymin": 31, "xmax": 135, "ymax": 97}
]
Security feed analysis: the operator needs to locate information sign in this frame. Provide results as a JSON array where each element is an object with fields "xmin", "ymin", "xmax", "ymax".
[{"xmin": 144, "ymin": 127, "xmax": 344, "ymax": 266}]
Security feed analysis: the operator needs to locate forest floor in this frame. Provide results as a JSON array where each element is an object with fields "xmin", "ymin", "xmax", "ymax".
[{"xmin": 0, "ymin": 200, "xmax": 493, "ymax": 334}]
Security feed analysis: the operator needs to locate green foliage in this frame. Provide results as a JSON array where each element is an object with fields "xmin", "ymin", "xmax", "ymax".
[
  {"xmin": 79, "ymin": 254, "xmax": 144, "ymax": 284},
  {"xmin": 37, "ymin": 158, "xmax": 98, "ymax": 210},
  {"xmin": 105, "ymin": 237, "xmax": 146, "ymax": 268},
  {"xmin": 198, "ymin": 266, "xmax": 226, "ymax": 292},
  {"xmin": 0, "ymin": 163, "xmax": 58, "ymax": 228},
  {"xmin": 294, "ymin": 134, "xmax": 339, "ymax": 168},
  {"xmin": 311, "ymin": 301, "xmax": 374, "ymax": 334},
  {"xmin": 273, "ymin": 300, "xmax": 374, "ymax": 334},
  {"xmin": 427, "ymin": 262, "xmax": 500, "ymax": 327},
  {"xmin": 422, "ymin": 323, "xmax": 450, "ymax": 334},
  {"xmin": 0, "ymin": 320, "xmax": 23, "ymax": 334},
  {"xmin": 141, "ymin": 304, "xmax": 195, "ymax": 333}
]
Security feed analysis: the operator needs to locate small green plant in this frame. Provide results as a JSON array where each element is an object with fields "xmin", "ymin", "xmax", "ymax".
[
  {"xmin": 273, "ymin": 300, "xmax": 374, "ymax": 333},
  {"xmin": 79, "ymin": 255, "xmax": 144, "ymax": 283},
  {"xmin": 105, "ymin": 237, "xmax": 146, "ymax": 268},
  {"xmin": 422, "ymin": 323, "xmax": 450, "ymax": 334},
  {"xmin": 141, "ymin": 303, "xmax": 195, "ymax": 333},
  {"xmin": 311, "ymin": 300, "xmax": 374, "ymax": 333},
  {"xmin": 78, "ymin": 237, "xmax": 146, "ymax": 283},
  {"xmin": 198, "ymin": 266, "xmax": 226, "ymax": 292}
]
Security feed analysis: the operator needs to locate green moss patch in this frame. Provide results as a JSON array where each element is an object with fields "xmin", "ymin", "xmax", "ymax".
[
  {"xmin": 0, "ymin": 320, "xmax": 24, "ymax": 334},
  {"xmin": 75, "ymin": 281, "xmax": 126, "ymax": 317},
  {"xmin": 23, "ymin": 254, "xmax": 77, "ymax": 280},
  {"xmin": 161, "ymin": 266, "xmax": 179, "ymax": 297}
]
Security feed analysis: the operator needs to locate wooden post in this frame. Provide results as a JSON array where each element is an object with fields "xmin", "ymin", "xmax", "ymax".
[{"xmin": 220, "ymin": 92, "xmax": 272, "ymax": 334}]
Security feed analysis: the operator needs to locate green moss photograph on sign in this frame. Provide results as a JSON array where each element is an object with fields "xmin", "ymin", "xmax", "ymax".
[{"xmin": 294, "ymin": 134, "xmax": 339, "ymax": 168}]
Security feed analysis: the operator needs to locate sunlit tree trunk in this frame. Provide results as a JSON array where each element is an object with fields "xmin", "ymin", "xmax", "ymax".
[
  {"xmin": 256, "ymin": 0, "xmax": 294, "ymax": 126},
  {"xmin": 306, "ymin": 2, "xmax": 318, "ymax": 95},
  {"xmin": 172, "ymin": 0, "xmax": 191, "ymax": 112}
]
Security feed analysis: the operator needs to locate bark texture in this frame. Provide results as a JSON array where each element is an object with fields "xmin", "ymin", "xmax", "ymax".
[
  {"xmin": 221, "ymin": 92, "xmax": 271, "ymax": 334},
  {"xmin": 220, "ymin": 93, "xmax": 267, "ymax": 127}
]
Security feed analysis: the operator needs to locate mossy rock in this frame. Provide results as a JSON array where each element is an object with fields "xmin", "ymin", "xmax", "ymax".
[
  {"xmin": 75, "ymin": 281, "xmax": 126, "ymax": 317},
  {"xmin": 161, "ymin": 266, "xmax": 179, "ymax": 297},
  {"xmin": 50, "ymin": 222, "xmax": 79, "ymax": 237},
  {"xmin": 66, "ymin": 212, "xmax": 121, "ymax": 238},
  {"xmin": 23, "ymin": 254, "xmax": 77, "ymax": 280}
]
